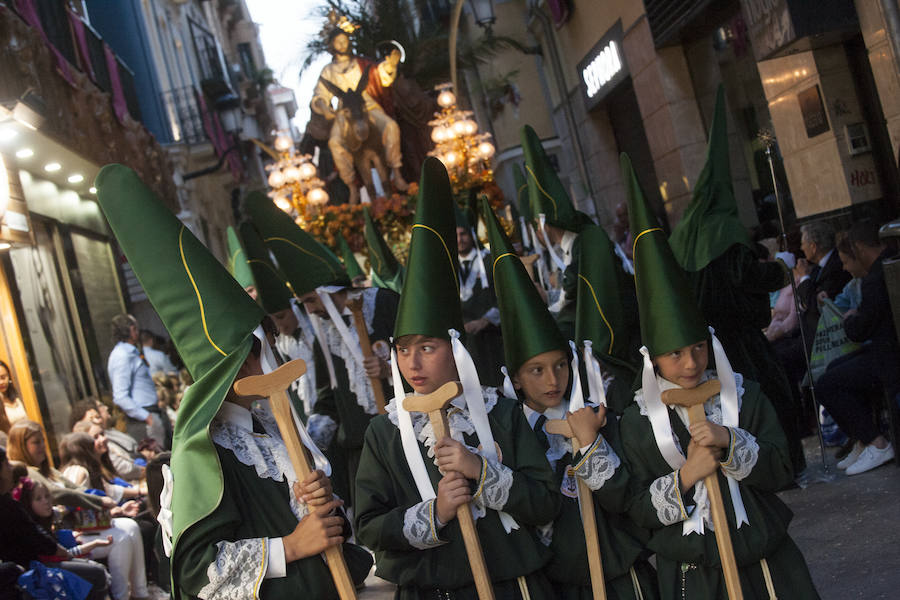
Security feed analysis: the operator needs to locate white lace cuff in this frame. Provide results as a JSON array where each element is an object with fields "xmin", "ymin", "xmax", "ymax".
[
  {"xmin": 265, "ymin": 538, "xmax": 286, "ymax": 579},
  {"xmin": 573, "ymin": 434, "xmax": 620, "ymax": 491},
  {"xmin": 307, "ymin": 414, "xmax": 337, "ymax": 450},
  {"xmin": 649, "ymin": 471, "xmax": 688, "ymax": 526},
  {"xmin": 473, "ymin": 456, "xmax": 513, "ymax": 511},
  {"xmin": 198, "ymin": 538, "xmax": 267, "ymax": 600},
  {"xmin": 402, "ymin": 499, "xmax": 446, "ymax": 549},
  {"xmin": 720, "ymin": 427, "xmax": 759, "ymax": 481}
]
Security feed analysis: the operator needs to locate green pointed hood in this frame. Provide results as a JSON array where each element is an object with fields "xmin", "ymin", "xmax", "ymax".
[
  {"xmin": 521, "ymin": 124, "xmax": 586, "ymax": 232},
  {"xmin": 623, "ymin": 153, "xmax": 707, "ymax": 356},
  {"xmin": 245, "ymin": 194, "xmax": 350, "ymax": 296},
  {"xmin": 364, "ymin": 206, "xmax": 404, "ymax": 293},
  {"xmin": 575, "ymin": 224, "xmax": 635, "ymax": 370},
  {"xmin": 336, "ymin": 232, "xmax": 365, "ymax": 281},
  {"xmin": 94, "ymin": 165, "xmax": 264, "ymax": 586},
  {"xmin": 394, "ymin": 158, "xmax": 463, "ymax": 340},
  {"xmin": 237, "ymin": 220, "xmax": 292, "ymax": 314},
  {"xmin": 482, "ymin": 197, "xmax": 566, "ymax": 374},
  {"xmin": 669, "ymin": 85, "xmax": 751, "ymax": 272},
  {"xmin": 226, "ymin": 226, "xmax": 255, "ymax": 290},
  {"xmin": 512, "ymin": 162, "xmax": 532, "ymax": 222}
]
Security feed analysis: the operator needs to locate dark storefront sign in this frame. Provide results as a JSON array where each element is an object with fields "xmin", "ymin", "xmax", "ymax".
[
  {"xmin": 577, "ymin": 21, "xmax": 629, "ymax": 112},
  {"xmin": 741, "ymin": 0, "xmax": 858, "ymax": 61},
  {"xmin": 797, "ymin": 85, "xmax": 830, "ymax": 138}
]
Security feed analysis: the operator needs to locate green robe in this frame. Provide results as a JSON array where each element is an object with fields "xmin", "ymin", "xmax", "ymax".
[
  {"xmin": 174, "ymin": 407, "xmax": 372, "ymax": 599},
  {"xmin": 532, "ymin": 409, "xmax": 658, "ymax": 600},
  {"xmin": 620, "ymin": 376, "xmax": 819, "ymax": 599},
  {"xmin": 354, "ymin": 392, "xmax": 559, "ymax": 599},
  {"xmin": 311, "ymin": 287, "xmax": 399, "ymax": 505}
]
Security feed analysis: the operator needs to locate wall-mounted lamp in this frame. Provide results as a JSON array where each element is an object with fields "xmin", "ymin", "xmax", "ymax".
[{"xmin": 0, "ymin": 89, "xmax": 47, "ymax": 131}]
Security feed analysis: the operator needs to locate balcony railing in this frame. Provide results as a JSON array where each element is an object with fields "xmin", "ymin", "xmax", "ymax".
[
  {"xmin": 10, "ymin": 0, "xmax": 141, "ymax": 123},
  {"xmin": 160, "ymin": 86, "xmax": 207, "ymax": 145},
  {"xmin": 189, "ymin": 17, "xmax": 234, "ymax": 100}
]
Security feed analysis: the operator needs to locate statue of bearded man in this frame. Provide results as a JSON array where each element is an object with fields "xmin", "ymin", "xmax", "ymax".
[{"xmin": 311, "ymin": 30, "xmax": 408, "ymax": 204}]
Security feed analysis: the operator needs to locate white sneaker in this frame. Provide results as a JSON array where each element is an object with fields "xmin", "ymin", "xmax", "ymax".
[
  {"xmin": 845, "ymin": 443, "xmax": 895, "ymax": 476},
  {"xmin": 837, "ymin": 441, "xmax": 865, "ymax": 469}
]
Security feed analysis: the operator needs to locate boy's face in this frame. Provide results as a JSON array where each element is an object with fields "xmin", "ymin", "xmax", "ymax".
[
  {"xmin": 653, "ymin": 341, "xmax": 708, "ymax": 389},
  {"xmin": 514, "ymin": 349, "xmax": 568, "ymax": 412},
  {"xmin": 270, "ymin": 307, "xmax": 299, "ymax": 336},
  {"xmin": 396, "ymin": 337, "xmax": 458, "ymax": 395}
]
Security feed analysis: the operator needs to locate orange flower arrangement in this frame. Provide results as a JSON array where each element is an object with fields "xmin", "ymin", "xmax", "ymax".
[{"xmin": 303, "ymin": 181, "xmax": 509, "ymax": 267}]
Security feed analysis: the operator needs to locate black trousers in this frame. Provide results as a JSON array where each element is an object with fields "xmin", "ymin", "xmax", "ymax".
[
  {"xmin": 55, "ymin": 559, "xmax": 110, "ymax": 600},
  {"xmin": 817, "ymin": 347, "xmax": 900, "ymax": 444}
]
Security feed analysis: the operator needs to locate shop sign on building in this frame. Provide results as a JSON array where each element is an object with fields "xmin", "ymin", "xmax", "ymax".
[
  {"xmin": 741, "ymin": 0, "xmax": 858, "ymax": 61},
  {"xmin": 0, "ymin": 154, "xmax": 33, "ymax": 246},
  {"xmin": 578, "ymin": 21, "xmax": 628, "ymax": 112},
  {"xmin": 797, "ymin": 85, "xmax": 830, "ymax": 138}
]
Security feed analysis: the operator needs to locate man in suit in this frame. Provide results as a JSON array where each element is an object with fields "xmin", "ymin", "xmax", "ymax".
[
  {"xmin": 818, "ymin": 219, "xmax": 898, "ymax": 474},
  {"xmin": 773, "ymin": 220, "xmax": 850, "ymax": 449},
  {"xmin": 795, "ymin": 220, "xmax": 851, "ymax": 339}
]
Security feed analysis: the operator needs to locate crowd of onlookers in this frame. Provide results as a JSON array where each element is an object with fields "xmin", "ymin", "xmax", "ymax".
[
  {"xmin": 760, "ymin": 217, "xmax": 899, "ymax": 477},
  {"xmin": 0, "ymin": 321, "xmax": 190, "ymax": 600}
]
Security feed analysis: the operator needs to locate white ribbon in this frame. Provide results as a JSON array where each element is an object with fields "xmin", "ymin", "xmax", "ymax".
[
  {"xmin": 500, "ymin": 365, "xmax": 517, "ymax": 399},
  {"xmin": 449, "ymin": 329, "xmax": 519, "ymax": 532},
  {"xmin": 583, "ymin": 341, "xmax": 608, "ymax": 408},
  {"xmin": 709, "ymin": 328, "xmax": 748, "ymax": 529},
  {"xmin": 307, "ymin": 312, "xmax": 338, "ymax": 389},
  {"xmin": 157, "ymin": 464, "xmax": 174, "ymax": 557},
  {"xmin": 519, "ymin": 216, "xmax": 531, "ymax": 249},
  {"xmin": 539, "ymin": 214, "xmax": 567, "ymax": 273},
  {"xmin": 472, "ymin": 228, "xmax": 488, "ymax": 289},
  {"xmin": 254, "ymin": 325, "xmax": 331, "ymax": 476},
  {"xmin": 316, "ymin": 288, "xmax": 365, "ymax": 368},
  {"xmin": 568, "ymin": 341, "xmax": 585, "ymax": 412},
  {"xmin": 392, "ymin": 347, "xmax": 436, "ymax": 501},
  {"xmin": 459, "ymin": 249, "xmax": 486, "ymax": 303},
  {"xmin": 613, "ymin": 242, "xmax": 635, "ymax": 275}
]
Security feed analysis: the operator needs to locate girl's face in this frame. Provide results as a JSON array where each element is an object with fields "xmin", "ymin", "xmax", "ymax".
[
  {"xmin": 89, "ymin": 425, "xmax": 108, "ymax": 455},
  {"xmin": 514, "ymin": 350, "xmax": 569, "ymax": 412},
  {"xmin": 25, "ymin": 433, "xmax": 46, "ymax": 466},
  {"xmin": 396, "ymin": 337, "xmax": 459, "ymax": 395},
  {"xmin": 0, "ymin": 365, "xmax": 9, "ymax": 396},
  {"xmin": 653, "ymin": 341, "xmax": 709, "ymax": 389},
  {"xmin": 30, "ymin": 484, "xmax": 53, "ymax": 518}
]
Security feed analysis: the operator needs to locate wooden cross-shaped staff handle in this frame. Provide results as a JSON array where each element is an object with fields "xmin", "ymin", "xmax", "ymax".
[
  {"xmin": 234, "ymin": 359, "xmax": 357, "ymax": 600},
  {"xmin": 404, "ymin": 382, "xmax": 495, "ymax": 600},
  {"xmin": 346, "ymin": 297, "xmax": 387, "ymax": 414},
  {"xmin": 545, "ymin": 418, "xmax": 607, "ymax": 600},
  {"xmin": 661, "ymin": 379, "xmax": 743, "ymax": 600}
]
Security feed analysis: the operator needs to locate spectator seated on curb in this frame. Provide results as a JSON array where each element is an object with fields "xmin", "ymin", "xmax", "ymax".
[{"xmin": 819, "ymin": 219, "xmax": 899, "ymax": 475}]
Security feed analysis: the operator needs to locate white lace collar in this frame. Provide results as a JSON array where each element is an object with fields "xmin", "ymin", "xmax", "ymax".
[
  {"xmin": 216, "ymin": 400, "xmax": 254, "ymax": 431},
  {"xmin": 386, "ymin": 386, "xmax": 499, "ymax": 458},
  {"xmin": 634, "ymin": 370, "xmax": 745, "ymax": 425},
  {"xmin": 210, "ymin": 401, "xmax": 308, "ymax": 521}
]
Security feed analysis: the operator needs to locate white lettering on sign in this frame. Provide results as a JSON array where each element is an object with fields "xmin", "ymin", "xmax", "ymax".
[
  {"xmin": 582, "ymin": 41, "xmax": 622, "ymax": 99},
  {"xmin": 4, "ymin": 211, "xmax": 28, "ymax": 232}
]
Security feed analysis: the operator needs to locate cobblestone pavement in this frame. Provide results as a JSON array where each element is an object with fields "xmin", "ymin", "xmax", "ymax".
[{"xmin": 358, "ymin": 437, "xmax": 900, "ymax": 600}]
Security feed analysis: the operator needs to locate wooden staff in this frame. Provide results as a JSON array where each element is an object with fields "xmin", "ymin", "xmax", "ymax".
[
  {"xmin": 545, "ymin": 419, "xmax": 607, "ymax": 600},
  {"xmin": 234, "ymin": 359, "xmax": 357, "ymax": 600},
  {"xmin": 404, "ymin": 381, "xmax": 495, "ymax": 600},
  {"xmin": 346, "ymin": 297, "xmax": 387, "ymax": 414},
  {"xmin": 661, "ymin": 380, "xmax": 743, "ymax": 600}
]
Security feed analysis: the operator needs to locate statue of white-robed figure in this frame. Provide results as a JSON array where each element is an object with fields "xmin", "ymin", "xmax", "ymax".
[{"xmin": 311, "ymin": 26, "xmax": 409, "ymax": 204}]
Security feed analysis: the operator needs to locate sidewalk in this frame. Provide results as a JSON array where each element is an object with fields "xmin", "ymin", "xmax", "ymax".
[{"xmin": 779, "ymin": 438, "xmax": 900, "ymax": 599}]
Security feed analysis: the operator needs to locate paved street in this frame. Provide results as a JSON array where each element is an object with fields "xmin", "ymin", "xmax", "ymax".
[
  {"xmin": 781, "ymin": 439, "xmax": 900, "ymax": 599},
  {"xmin": 359, "ymin": 437, "xmax": 900, "ymax": 600}
]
